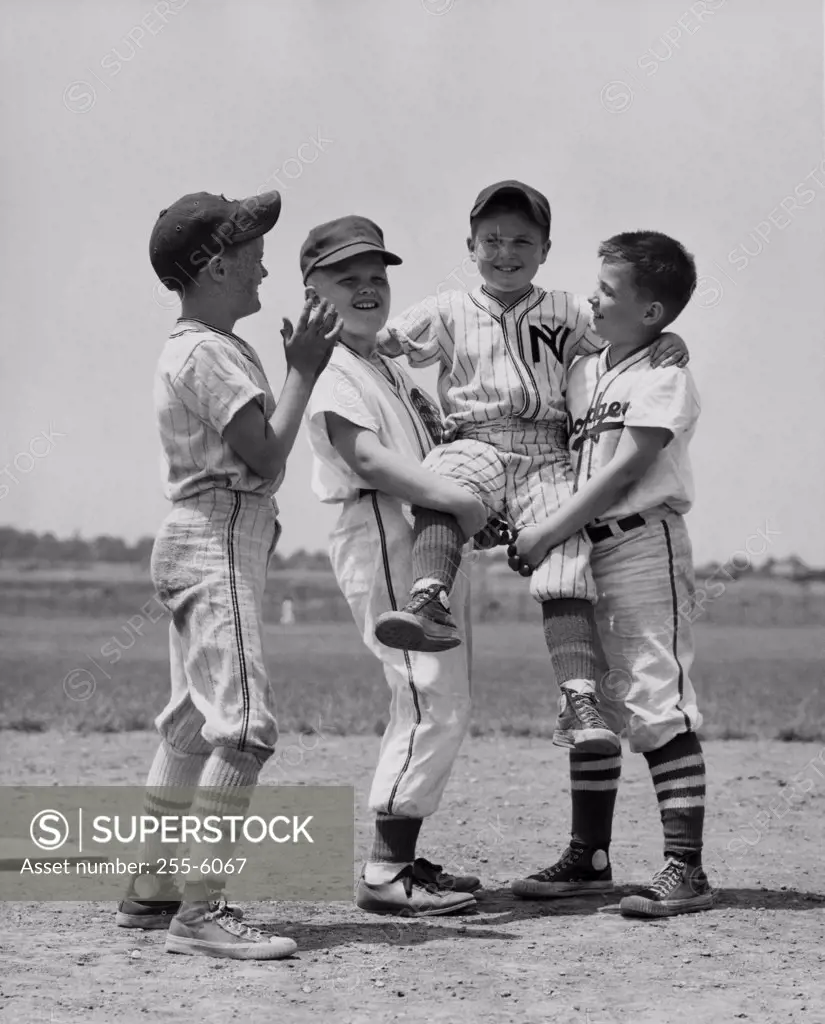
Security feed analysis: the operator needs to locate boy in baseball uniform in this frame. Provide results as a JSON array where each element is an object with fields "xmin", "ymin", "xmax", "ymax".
[
  {"xmin": 116, "ymin": 190, "xmax": 342, "ymax": 959},
  {"xmin": 374, "ymin": 181, "xmax": 686, "ymax": 755},
  {"xmin": 303, "ymin": 215, "xmax": 487, "ymax": 917},
  {"xmin": 511, "ymin": 230, "xmax": 712, "ymax": 918}
]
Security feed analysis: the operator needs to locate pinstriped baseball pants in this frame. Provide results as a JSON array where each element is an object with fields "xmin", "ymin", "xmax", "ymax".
[
  {"xmin": 590, "ymin": 511, "xmax": 702, "ymax": 753},
  {"xmin": 329, "ymin": 492, "xmax": 472, "ymax": 818},
  {"xmin": 150, "ymin": 489, "xmax": 281, "ymax": 759},
  {"xmin": 422, "ymin": 420, "xmax": 596, "ymax": 603}
]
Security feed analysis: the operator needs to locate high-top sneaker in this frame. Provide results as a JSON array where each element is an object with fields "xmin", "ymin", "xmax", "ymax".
[
  {"xmin": 559, "ymin": 686, "xmax": 621, "ymax": 755},
  {"xmin": 620, "ymin": 856, "xmax": 713, "ymax": 918},
  {"xmin": 374, "ymin": 582, "xmax": 460, "ymax": 652},
  {"xmin": 165, "ymin": 898, "xmax": 296, "ymax": 959},
  {"xmin": 511, "ymin": 843, "xmax": 613, "ymax": 898}
]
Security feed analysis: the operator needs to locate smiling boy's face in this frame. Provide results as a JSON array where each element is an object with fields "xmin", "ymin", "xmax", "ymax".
[
  {"xmin": 468, "ymin": 207, "xmax": 550, "ymax": 296},
  {"xmin": 307, "ymin": 252, "xmax": 390, "ymax": 341},
  {"xmin": 589, "ymin": 259, "xmax": 663, "ymax": 344}
]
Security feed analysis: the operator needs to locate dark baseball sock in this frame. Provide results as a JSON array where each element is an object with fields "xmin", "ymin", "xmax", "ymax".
[
  {"xmin": 644, "ymin": 731, "xmax": 706, "ymax": 863},
  {"xmin": 542, "ymin": 598, "xmax": 598, "ymax": 686},
  {"xmin": 570, "ymin": 750, "xmax": 622, "ymax": 851},
  {"xmin": 370, "ymin": 813, "xmax": 423, "ymax": 863},
  {"xmin": 410, "ymin": 509, "xmax": 463, "ymax": 592}
]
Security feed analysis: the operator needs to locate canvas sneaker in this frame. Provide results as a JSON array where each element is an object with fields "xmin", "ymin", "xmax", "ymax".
[
  {"xmin": 512, "ymin": 843, "xmax": 613, "ymax": 898},
  {"xmin": 355, "ymin": 865, "xmax": 476, "ymax": 917},
  {"xmin": 374, "ymin": 582, "xmax": 460, "ymax": 652},
  {"xmin": 558, "ymin": 686, "xmax": 621, "ymax": 755},
  {"xmin": 620, "ymin": 856, "xmax": 713, "ymax": 918},
  {"xmin": 165, "ymin": 899, "xmax": 296, "ymax": 959}
]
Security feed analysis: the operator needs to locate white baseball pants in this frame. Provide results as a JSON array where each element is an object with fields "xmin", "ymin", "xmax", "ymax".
[
  {"xmin": 590, "ymin": 510, "xmax": 703, "ymax": 753},
  {"xmin": 329, "ymin": 491, "xmax": 472, "ymax": 818}
]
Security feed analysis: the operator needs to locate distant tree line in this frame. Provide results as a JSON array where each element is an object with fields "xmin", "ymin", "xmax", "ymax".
[{"xmin": 0, "ymin": 527, "xmax": 331, "ymax": 572}]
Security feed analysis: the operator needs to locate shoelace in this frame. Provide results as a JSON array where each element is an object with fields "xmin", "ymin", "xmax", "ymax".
[
  {"xmin": 534, "ymin": 846, "xmax": 582, "ymax": 882},
  {"xmin": 407, "ymin": 586, "xmax": 443, "ymax": 614},
  {"xmin": 206, "ymin": 902, "xmax": 265, "ymax": 940},
  {"xmin": 397, "ymin": 864, "xmax": 443, "ymax": 897},
  {"xmin": 647, "ymin": 858, "xmax": 685, "ymax": 898},
  {"xmin": 567, "ymin": 690, "xmax": 605, "ymax": 730}
]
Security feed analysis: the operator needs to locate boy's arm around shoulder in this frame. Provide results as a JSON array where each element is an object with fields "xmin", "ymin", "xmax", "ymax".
[{"xmin": 325, "ymin": 413, "xmax": 487, "ymax": 541}]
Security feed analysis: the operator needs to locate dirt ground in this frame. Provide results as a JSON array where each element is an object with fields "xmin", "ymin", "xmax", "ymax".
[{"xmin": 2, "ymin": 732, "xmax": 824, "ymax": 1024}]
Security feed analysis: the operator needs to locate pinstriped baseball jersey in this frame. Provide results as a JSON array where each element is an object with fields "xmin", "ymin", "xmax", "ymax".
[
  {"xmin": 387, "ymin": 286, "xmax": 604, "ymax": 436},
  {"xmin": 153, "ymin": 317, "xmax": 282, "ymax": 502},
  {"xmin": 566, "ymin": 347, "xmax": 701, "ymax": 520}
]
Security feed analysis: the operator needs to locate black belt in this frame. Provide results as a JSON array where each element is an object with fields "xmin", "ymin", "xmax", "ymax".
[
  {"xmin": 586, "ymin": 513, "xmax": 646, "ymax": 543},
  {"xmin": 358, "ymin": 488, "xmax": 376, "ymax": 499}
]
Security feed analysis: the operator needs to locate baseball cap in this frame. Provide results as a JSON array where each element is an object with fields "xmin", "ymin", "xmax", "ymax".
[
  {"xmin": 470, "ymin": 180, "xmax": 551, "ymax": 234},
  {"xmin": 300, "ymin": 215, "xmax": 402, "ymax": 282},
  {"xmin": 149, "ymin": 190, "xmax": 282, "ymax": 288}
]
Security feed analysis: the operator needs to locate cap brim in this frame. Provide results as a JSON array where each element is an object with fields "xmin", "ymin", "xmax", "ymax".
[
  {"xmin": 231, "ymin": 190, "xmax": 282, "ymax": 244},
  {"xmin": 470, "ymin": 185, "xmax": 549, "ymax": 228},
  {"xmin": 311, "ymin": 240, "xmax": 403, "ymax": 271}
]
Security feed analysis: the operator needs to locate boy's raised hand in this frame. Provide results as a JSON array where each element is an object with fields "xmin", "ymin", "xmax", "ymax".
[
  {"xmin": 649, "ymin": 332, "xmax": 689, "ymax": 368},
  {"xmin": 280, "ymin": 291, "xmax": 343, "ymax": 378}
]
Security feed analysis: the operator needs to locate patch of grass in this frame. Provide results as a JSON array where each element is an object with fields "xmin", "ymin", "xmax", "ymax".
[{"xmin": 0, "ymin": 618, "xmax": 823, "ymax": 740}]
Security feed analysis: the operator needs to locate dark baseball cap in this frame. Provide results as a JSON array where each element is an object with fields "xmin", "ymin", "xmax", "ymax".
[
  {"xmin": 149, "ymin": 190, "xmax": 282, "ymax": 287},
  {"xmin": 470, "ymin": 180, "xmax": 551, "ymax": 234},
  {"xmin": 300, "ymin": 215, "xmax": 402, "ymax": 282}
]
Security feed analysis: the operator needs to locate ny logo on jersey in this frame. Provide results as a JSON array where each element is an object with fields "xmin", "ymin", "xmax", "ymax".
[{"xmin": 528, "ymin": 324, "xmax": 573, "ymax": 365}]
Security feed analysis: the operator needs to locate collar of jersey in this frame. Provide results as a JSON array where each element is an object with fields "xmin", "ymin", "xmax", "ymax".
[{"xmin": 477, "ymin": 283, "xmax": 538, "ymax": 315}]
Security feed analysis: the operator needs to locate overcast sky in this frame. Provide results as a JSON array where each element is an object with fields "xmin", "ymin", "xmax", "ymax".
[{"xmin": 2, "ymin": 0, "xmax": 823, "ymax": 565}]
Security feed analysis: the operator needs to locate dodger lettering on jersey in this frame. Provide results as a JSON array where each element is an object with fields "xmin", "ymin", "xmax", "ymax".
[{"xmin": 568, "ymin": 398, "xmax": 630, "ymax": 451}]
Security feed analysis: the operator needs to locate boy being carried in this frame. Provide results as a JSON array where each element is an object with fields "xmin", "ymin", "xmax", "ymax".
[{"xmin": 374, "ymin": 181, "xmax": 686, "ymax": 755}]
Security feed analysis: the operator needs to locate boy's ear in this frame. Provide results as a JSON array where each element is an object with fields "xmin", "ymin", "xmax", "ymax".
[
  {"xmin": 466, "ymin": 235, "xmax": 477, "ymax": 261},
  {"xmin": 643, "ymin": 300, "xmax": 665, "ymax": 327},
  {"xmin": 538, "ymin": 238, "xmax": 552, "ymax": 264}
]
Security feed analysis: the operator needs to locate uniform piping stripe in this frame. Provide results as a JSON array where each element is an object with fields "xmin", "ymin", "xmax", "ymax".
[
  {"xmin": 662, "ymin": 519, "xmax": 692, "ymax": 731},
  {"xmin": 370, "ymin": 492, "xmax": 422, "ymax": 814},
  {"xmin": 226, "ymin": 493, "xmax": 251, "ymax": 750},
  {"xmin": 571, "ymin": 779, "xmax": 620, "ymax": 791}
]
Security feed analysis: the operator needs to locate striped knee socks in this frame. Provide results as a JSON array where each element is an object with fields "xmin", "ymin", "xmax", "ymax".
[
  {"xmin": 644, "ymin": 732, "xmax": 706, "ymax": 861},
  {"xmin": 570, "ymin": 751, "xmax": 622, "ymax": 850}
]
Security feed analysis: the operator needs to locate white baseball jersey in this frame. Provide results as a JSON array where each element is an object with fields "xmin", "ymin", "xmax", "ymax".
[
  {"xmin": 566, "ymin": 347, "xmax": 701, "ymax": 521},
  {"xmin": 388, "ymin": 286, "xmax": 604, "ymax": 435},
  {"xmin": 306, "ymin": 344, "xmax": 443, "ymax": 504},
  {"xmin": 305, "ymin": 343, "xmax": 472, "ymax": 817},
  {"xmin": 154, "ymin": 317, "xmax": 282, "ymax": 503}
]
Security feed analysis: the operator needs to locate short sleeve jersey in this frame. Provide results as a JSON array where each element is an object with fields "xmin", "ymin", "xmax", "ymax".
[
  {"xmin": 386, "ymin": 285, "xmax": 604, "ymax": 434},
  {"xmin": 153, "ymin": 317, "xmax": 281, "ymax": 502},
  {"xmin": 305, "ymin": 344, "xmax": 443, "ymax": 503},
  {"xmin": 565, "ymin": 346, "xmax": 701, "ymax": 520}
]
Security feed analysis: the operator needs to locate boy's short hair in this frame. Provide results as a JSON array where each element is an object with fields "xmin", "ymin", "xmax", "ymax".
[
  {"xmin": 598, "ymin": 231, "xmax": 697, "ymax": 324},
  {"xmin": 469, "ymin": 180, "xmax": 551, "ymax": 241}
]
